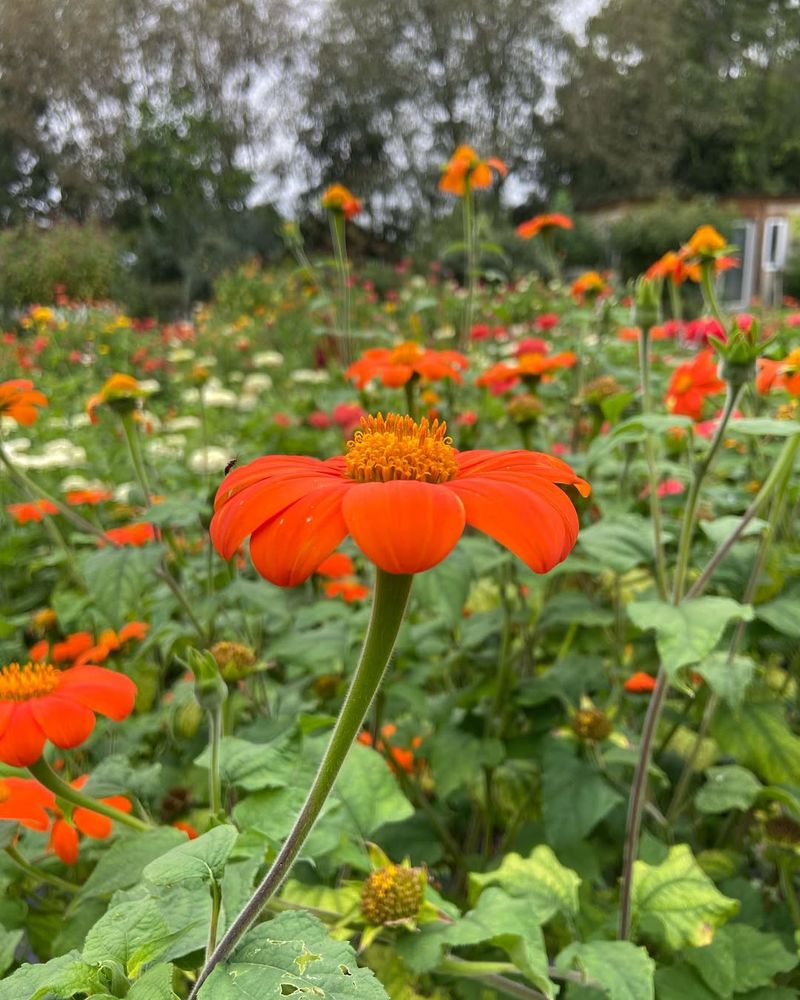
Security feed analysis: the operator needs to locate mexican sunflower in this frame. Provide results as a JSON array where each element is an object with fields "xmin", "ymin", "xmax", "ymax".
[
  {"xmin": 515, "ymin": 213, "xmax": 573, "ymax": 239},
  {"xmin": 320, "ymin": 183, "xmax": 362, "ymax": 220},
  {"xmin": 6, "ymin": 499, "xmax": 58, "ymax": 524},
  {"xmin": 0, "ymin": 776, "xmax": 54, "ymax": 830},
  {"xmin": 86, "ymin": 373, "xmax": 143, "ymax": 423},
  {"xmin": 48, "ymin": 774, "xmax": 132, "ymax": 864},
  {"xmin": 439, "ymin": 145, "xmax": 507, "ymax": 196},
  {"xmin": 210, "ymin": 413, "xmax": 590, "ymax": 587},
  {"xmin": 665, "ymin": 349, "xmax": 725, "ymax": 420},
  {"xmin": 0, "ymin": 661, "xmax": 137, "ymax": 766},
  {"xmin": 101, "ymin": 523, "xmax": 157, "ymax": 547},
  {"xmin": 571, "ymin": 271, "xmax": 610, "ymax": 303},
  {"xmin": 0, "ymin": 379, "xmax": 47, "ymax": 426},
  {"xmin": 345, "ymin": 342, "xmax": 468, "ymax": 389},
  {"xmin": 476, "ymin": 351, "xmax": 577, "ymax": 391},
  {"xmin": 757, "ymin": 349, "xmax": 800, "ymax": 397}
]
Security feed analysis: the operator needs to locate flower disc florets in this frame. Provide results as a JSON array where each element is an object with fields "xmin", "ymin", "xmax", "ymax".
[
  {"xmin": 0, "ymin": 662, "xmax": 60, "ymax": 701},
  {"xmin": 345, "ymin": 414, "xmax": 458, "ymax": 484},
  {"xmin": 571, "ymin": 707, "xmax": 612, "ymax": 742},
  {"xmin": 360, "ymin": 863, "xmax": 425, "ymax": 924}
]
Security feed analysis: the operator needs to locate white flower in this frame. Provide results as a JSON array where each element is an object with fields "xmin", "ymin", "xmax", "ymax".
[
  {"xmin": 145, "ymin": 435, "xmax": 186, "ymax": 459},
  {"xmin": 166, "ymin": 416, "xmax": 202, "ymax": 432},
  {"xmin": 188, "ymin": 446, "xmax": 234, "ymax": 474},
  {"xmin": 252, "ymin": 350, "xmax": 284, "ymax": 368},
  {"xmin": 290, "ymin": 369, "xmax": 330, "ymax": 385},
  {"xmin": 3, "ymin": 436, "xmax": 31, "ymax": 455},
  {"xmin": 242, "ymin": 373, "xmax": 273, "ymax": 394},
  {"xmin": 46, "ymin": 417, "xmax": 70, "ymax": 429},
  {"xmin": 169, "ymin": 348, "xmax": 196, "ymax": 363},
  {"xmin": 14, "ymin": 439, "xmax": 87, "ymax": 469},
  {"xmin": 433, "ymin": 325, "xmax": 456, "ymax": 341},
  {"xmin": 195, "ymin": 355, "xmax": 217, "ymax": 368},
  {"xmin": 61, "ymin": 475, "xmax": 109, "ymax": 492},
  {"xmin": 139, "ymin": 410, "xmax": 162, "ymax": 431},
  {"xmin": 137, "ymin": 379, "xmax": 161, "ymax": 396},
  {"xmin": 202, "ymin": 386, "xmax": 238, "ymax": 408},
  {"xmin": 238, "ymin": 395, "xmax": 258, "ymax": 412},
  {"xmin": 70, "ymin": 413, "xmax": 92, "ymax": 429},
  {"xmin": 114, "ymin": 482, "xmax": 136, "ymax": 502}
]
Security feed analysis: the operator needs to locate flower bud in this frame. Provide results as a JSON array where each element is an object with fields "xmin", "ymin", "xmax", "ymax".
[
  {"xmin": 633, "ymin": 276, "xmax": 662, "ymax": 332},
  {"xmin": 571, "ymin": 707, "xmax": 612, "ymax": 742},
  {"xmin": 210, "ymin": 641, "xmax": 257, "ymax": 683},
  {"xmin": 360, "ymin": 863, "xmax": 426, "ymax": 925},
  {"xmin": 181, "ymin": 648, "xmax": 228, "ymax": 711}
]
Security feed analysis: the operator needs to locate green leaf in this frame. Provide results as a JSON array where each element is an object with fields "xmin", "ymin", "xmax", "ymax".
[
  {"xmin": 654, "ymin": 964, "xmax": 718, "ymax": 1000},
  {"xmin": 712, "ymin": 697, "xmax": 800, "ymax": 784},
  {"xmin": 698, "ymin": 516, "xmax": 766, "ymax": 546},
  {"xmin": 81, "ymin": 545, "xmax": 162, "ymax": 629},
  {"xmin": 754, "ymin": 586, "xmax": 800, "ymax": 638},
  {"xmin": 631, "ymin": 844, "xmax": 739, "ymax": 949},
  {"xmin": 588, "ymin": 414, "xmax": 693, "ymax": 460},
  {"xmin": 82, "ymin": 897, "xmax": 171, "ymax": 978},
  {"xmin": 128, "ymin": 964, "xmax": 178, "ymax": 1000},
  {"xmin": 556, "ymin": 941, "xmax": 655, "ymax": 1000},
  {"xmin": 428, "ymin": 729, "xmax": 504, "ymax": 800},
  {"xmin": 144, "ymin": 824, "xmax": 238, "ymax": 885},
  {"xmin": 627, "ymin": 598, "xmax": 753, "ymax": 676},
  {"xmin": 722, "ymin": 418, "xmax": 800, "ymax": 437},
  {"xmin": 468, "ymin": 845, "xmax": 581, "ymax": 918},
  {"xmin": 537, "ymin": 592, "xmax": 614, "ymax": 630},
  {"xmin": 196, "ymin": 910, "xmax": 389, "ymax": 1000},
  {"xmin": 695, "ymin": 765, "xmax": 763, "ymax": 814},
  {"xmin": 79, "ymin": 828, "xmax": 187, "ymax": 898},
  {"xmin": 577, "ymin": 516, "xmax": 657, "ymax": 573},
  {"xmin": 0, "ymin": 926, "xmax": 23, "ymax": 978},
  {"xmin": 685, "ymin": 924, "xmax": 797, "ymax": 995},
  {"xmin": 542, "ymin": 739, "xmax": 623, "ymax": 848},
  {"xmin": 695, "ymin": 653, "xmax": 755, "ymax": 709},
  {"xmin": 194, "ymin": 734, "xmax": 297, "ymax": 791},
  {"xmin": 0, "ymin": 952, "xmax": 100, "ymax": 1000}
]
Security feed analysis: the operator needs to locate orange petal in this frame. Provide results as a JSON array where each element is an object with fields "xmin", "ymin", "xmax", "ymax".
[
  {"xmin": 447, "ymin": 477, "xmax": 579, "ymax": 572},
  {"xmin": 31, "ymin": 695, "xmax": 95, "ymax": 749},
  {"xmin": 56, "ymin": 667, "xmax": 137, "ymax": 720},
  {"xmin": 50, "ymin": 819, "xmax": 80, "ymax": 864},
  {"xmin": 249, "ymin": 483, "xmax": 350, "ymax": 586},
  {"xmin": 0, "ymin": 704, "xmax": 47, "ymax": 767},
  {"xmin": 456, "ymin": 449, "xmax": 591, "ymax": 497},
  {"xmin": 342, "ymin": 481, "xmax": 465, "ymax": 575},
  {"xmin": 73, "ymin": 806, "xmax": 112, "ymax": 839}
]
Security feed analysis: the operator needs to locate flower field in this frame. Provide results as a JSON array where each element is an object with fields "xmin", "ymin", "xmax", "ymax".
[{"xmin": 1, "ymin": 188, "xmax": 800, "ymax": 1000}]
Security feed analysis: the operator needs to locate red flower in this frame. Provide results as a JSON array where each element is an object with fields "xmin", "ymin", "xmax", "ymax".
[
  {"xmin": 211, "ymin": 413, "xmax": 589, "ymax": 587},
  {"xmin": 315, "ymin": 552, "xmax": 355, "ymax": 578},
  {"xmin": 624, "ymin": 672, "xmax": 657, "ymax": 693},
  {"xmin": 0, "ymin": 776, "xmax": 55, "ymax": 830},
  {"xmin": 324, "ymin": 580, "xmax": 370, "ymax": 603},
  {"xmin": 0, "ymin": 379, "xmax": 47, "ymax": 426},
  {"xmin": 6, "ymin": 499, "xmax": 58, "ymax": 524},
  {"xmin": 515, "ymin": 213, "xmax": 573, "ymax": 239},
  {"xmin": 48, "ymin": 775, "xmax": 132, "ymax": 864},
  {"xmin": 102, "ymin": 523, "xmax": 157, "ymax": 547},
  {"xmin": 0, "ymin": 661, "xmax": 137, "ymax": 766},
  {"xmin": 320, "ymin": 184, "xmax": 362, "ymax": 220},
  {"xmin": 346, "ymin": 342, "xmax": 468, "ymax": 389},
  {"xmin": 65, "ymin": 489, "xmax": 114, "ymax": 506},
  {"xmin": 52, "ymin": 632, "xmax": 94, "ymax": 664},
  {"xmin": 535, "ymin": 313, "xmax": 559, "ymax": 331},
  {"xmin": 665, "ymin": 349, "xmax": 725, "ymax": 421}
]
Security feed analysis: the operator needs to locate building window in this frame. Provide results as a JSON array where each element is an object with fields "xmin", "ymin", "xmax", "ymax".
[
  {"xmin": 720, "ymin": 219, "xmax": 756, "ymax": 310},
  {"xmin": 762, "ymin": 217, "xmax": 788, "ymax": 271}
]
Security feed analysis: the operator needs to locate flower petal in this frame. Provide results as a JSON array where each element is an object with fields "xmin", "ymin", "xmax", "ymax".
[
  {"xmin": 73, "ymin": 807, "xmax": 113, "ymax": 839},
  {"xmin": 0, "ymin": 704, "xmax": 47, "ymax": 767},
  {"xmin": 50, "ymin": 819, "xmax": 80, "ymax": 864},
  {"xmin": 456, "ymin": 449, "xmax": 591, "ymax": 497},
  {"xmin": 31, "ymin": 695, "xmax": 96, "ymax": 750},
  {"xmin": 249, "ymin": 482, "xmax": 350, "ymax": 586},
  {"xmin": 447, "ymin": 476, "xmax": 579, "ymax": 573},
  {"xmin": 342, "ymin": 481, "xmax": 465, "ymax": 575},
  {"xmin": 56, "ymin": 667, "xmax": 137, "ymax": 721}
]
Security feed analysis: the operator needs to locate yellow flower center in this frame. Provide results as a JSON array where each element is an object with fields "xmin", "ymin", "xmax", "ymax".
[
  {"xmin": 389, "ymin": 342, "xmax": 424, "ymax": 366},
  {"xmin": 0, "ymin": 662, "xmax": 61, "ymax": 701},
  {"xmin": 674, "ymin": 373, "xmax": 693, "ymax": 394},
  {"xmin": 345, "ymin": 414, "xmax": 458, "ymax": 484}
]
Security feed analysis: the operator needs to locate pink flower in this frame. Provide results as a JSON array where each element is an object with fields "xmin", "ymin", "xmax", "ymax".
[
  {"xmin": 535, "ymin": 313, "xmax": 559, "ymax": 331},
  {"xmin": 514, "ymin": 337, "xmax": 548, "ymax": 357},
  {"xmin": 308, "ymin": 411, "xmax": 332, "ymax": 429},
  {"xmin": 639, "ymin": 479, "xmax": 685, "ymax": 500}
]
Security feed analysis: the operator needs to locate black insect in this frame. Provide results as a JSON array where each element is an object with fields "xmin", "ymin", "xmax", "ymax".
[{"xmin": 224, "ymin": 457, "xmax": 238, "ymax": 475}]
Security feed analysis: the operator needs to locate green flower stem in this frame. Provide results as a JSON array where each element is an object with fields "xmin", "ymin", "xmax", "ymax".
[
  {"xmin": 438, "ymin": 957, "xmax": 553, "ymax": 1000},
  {"xmin": 198, "ymin": 389, "xmax": 210, "ymax": 494},
  {"xmin": 207, "ymin": 705, "xmax": 224, "ymax": 817},
  {"xmin": 154, "ymin": 565, "xmax": 209, "ymax": 644},
  {"xmin": 403, "ymin": 376, "xmax": 419, "ymax": 421},
  {"xmin": 207, "ymin": 879, "xmax": 222, "ymax": 960},
  {"xmin": 188, "ymin": 569, "xmax": 414, "ymax": 999},
  {"xmin": 668, "ymin": 280, "xmax": 683, "ymax": 322},
  {"xmin": 684, "ymin": 430, "xmax": 800, "ymax": 600},
  {"xmin": 666, "ymin": 447, "xmax": 797, "ymax": 823},
  {"xmin": 619, "ymin": 383, "xmax": 742, "ymax": 941},
  {"xmin": 119, "ymin": 412, "xmax": 152, "ymax": 504},
  {"xmin": 4, "ymin": 845, "xmax": 79, "ymax": 894},
  {"xmin": 778, "ymin": 858, "xmax": 800, "ymax": 928},
  {"xmin": 699, "ymin": 260, "xmax": 727, "ymax": 329},
  {"xmin": 0, "ymin": 442, "xmax": 107, "ymax": 540},
  {"xmin": 638, "ymin": 326, "xmax": 669, "ymax": 600},
  {"xmin": 329, "ymin": 212, "xmax": 352, "ymax": 364},
  {"xmin": 41, "ymin": 514, "xmax": 86, "ymax": 591},
  {"xmin": 460, "ymin": 186, "xmax": 477, "ymax": 350},
  {"xmin": 672, "ymin": 383, "xmax": 742, "ymax": 603},
  {"xmin": 27, "ymin": 757, "xmax": 151, "ymax": 832}
]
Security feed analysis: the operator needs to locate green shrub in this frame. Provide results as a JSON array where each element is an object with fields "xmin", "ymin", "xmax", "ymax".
[
  {"xmin": 0, "ymin": 221, "xmax": 122, "ymax": 309},
  {"xmin": 608, "ymin": 197, "xmax": 736, "ymax": 280}
]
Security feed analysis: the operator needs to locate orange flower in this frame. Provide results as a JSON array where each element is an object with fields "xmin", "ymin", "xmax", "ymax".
[
  {"xmin": 48, "ymin": 774, "xmax": 132, "ymax": 864},
  {"xmin": 571, "ymin": 271, "xmax": 610, "ymax": 303},
  {"xmin": 324, "ymin": 579, "xmax": 370, "ymax": 603},
  {"xmin": 174, "ymin": 820, "xmax": 198, "ymax": 839},
  {"xmin": 475, "ymin": 352, "xmax": 576, "ymax": 390},
  {"xmin": 6, "ymin": 499, "xmax": 58, "ymax": 524},
  {"xmin": 320, "ymin": 183, "xmax": 362, "ymax": 220},
  {"xmin": 624, "ymin": 672, "xmax": 657, "ymax": 693},
  {"xmin": 346, "ymin": 342, "xmax": 468, "ymax": 389},
  {"xmin": 102, "ymin": 523, "xmax": 157, "ymax": 547},
  {"xmin": 211, "ymin": 413, "xmax": 589, "ymax": 587},
  {"xmin": 685, "ymin": 225, "xmax": 727, "ymax": 258},
  {"xmin": 773, "ymin": 348, "xmax": 800, "ymax": 397},
  {"xmin": 65, "ymin": 489, "xmax": 114, "ymax": 506},
  {"xmin": 0, "ymin": 776, "xmax": 55, "ymax": 830},
  {"xmin": 516, "ymin": 213, "xmax": 573, "ymax": 239},
  {"xmin": 439, "ymin": 145, "xmax": 507, "ymax": 196},
  {"xmin": 357, "ymin": 724, "xmax": 420, "ymax": 774},
  {"xmin": 86, "ymin": 373, "xmax": 143, "ymax": 423},
  {"xmin": 316, "ymin": 552, "xmax": 355, "ymax": 578},
  {"xmin": 71, "ymin": 622, "xmax": 149, "ymax": 667},
  {"xmin": 756, "ymin": 358, "xmax": 783, "ymax": 395},
  {"xmin": 52, "ymin": 632, "xmax": 94, "ymax": 664},
  {"xmin": 0, "ymin": 661, "xmax": 137, "ymax": 766},
  {"xmin": 0, "ymin": 379, "xmax": 47, "ymax": 426},
  {"xmin": 665, "ymin": 349, "xmax": 725, "ymax": 420},
  {"xmin": 645, "ymin": 250, "xmax": 699, "ymax": 285}
]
